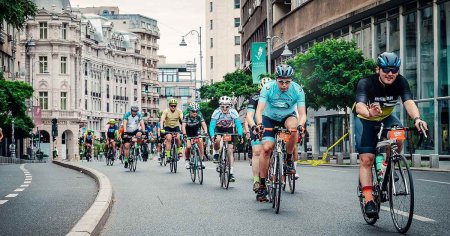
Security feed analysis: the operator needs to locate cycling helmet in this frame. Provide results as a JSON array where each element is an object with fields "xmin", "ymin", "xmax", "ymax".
[
  {"xmin": 87, "ymin": 129, "xmax": 92, "ymax": 134},
  {"xmin": 258, "ymin": 77, "xmax": 273, "ymax": 90},
  {"xmin": 188, "ymin": 102, "xmax": 199, "ymax": 111},
  {"xmin": 131, "ymin": 106, "xmax": 139, "ymax": 112},
  {"xmin": 108, "ymin": 119, "xmax": 115, "ymax": 125},
  {"xmin": 168, "ymin": 99, "xmax": 178, "ymax": 105},
  {"xmin": 275, "ymin": 64, "xmax": 294, "ymax": 78},
  {"xmin": 377, "ymin": 52, "xmax": 401, "ymax": 68},
  {"xmin": 219, "ymin": 96, "xmax": 232, "ymax": 105}
]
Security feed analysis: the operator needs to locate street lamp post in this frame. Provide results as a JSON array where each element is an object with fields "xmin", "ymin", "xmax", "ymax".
[
  {"xmin": 26, "ymin": 38, "xmax": 36, "ymax": 159},
  {"xmin": 179, "ymin": 27, "xmax": 203, "ymax": 89},
  {"xmin": 266, "ymin": 35, "xmax": 293, "ymax": 74}
]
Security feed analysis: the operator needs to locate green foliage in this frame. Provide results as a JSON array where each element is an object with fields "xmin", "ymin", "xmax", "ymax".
[
  {"xmin": 0, "ymin": 0, "xmax": 38, "ymax": 29},
  {"xmin": 0, "ymin": 72, "xmax": 34, "ymax": 138},
  {"xmin": 291, "ymin": 39, "xmax": 376, "ymax": 111}
]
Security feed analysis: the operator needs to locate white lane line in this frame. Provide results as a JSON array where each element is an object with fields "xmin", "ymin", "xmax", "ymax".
[
  {"xmin": 380, "ymin": 206, "xmax": 435, "ymax": 222},
  {"xmin": 25, "ymin": 178, "xmax": 32, "ymax": 180},
  {"xmin": 417, "ymin": 179, "xmax": 450, "ymax": 185},
  {"xmin": 14, "ymin": 188, "xmax": 25, "ymax": 192},
  {"xmin": 0, "ymin": 200, "xmax": 8, "ymax": 205},
  {"xmin": 24, "ymin": 172, "xmax": 30, "ymax": 174},
  {"xmin": 20, "ymin": 185, "xmax": 29, "ymax": 187},
  {"xmin": 5, "ymin": 194, "xmax": 18, "ymax": 198},
  {"xmin": 20, "ymin": 164, "xmax": 27, "ymax": 172},
  {"xmin": 25, "ymin": 173, "xmax": 31, "ymax": 176},
  {"xmin": 24, "ymin": 181, "xmax": 31, "ymax": 184}
]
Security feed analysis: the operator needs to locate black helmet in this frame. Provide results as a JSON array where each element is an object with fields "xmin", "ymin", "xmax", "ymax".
[{"xmin": 377, "ymin": 52, "xmax": 401, "ymax": 68}]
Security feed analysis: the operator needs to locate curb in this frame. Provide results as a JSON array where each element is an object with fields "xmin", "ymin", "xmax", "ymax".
[
  {"xmin": 53, "ymin": 160, "xmax": 113, "ymax": 236},
  {"xmin": 297, "ymin": 162, "xmax": 450, "ymax": 172}
]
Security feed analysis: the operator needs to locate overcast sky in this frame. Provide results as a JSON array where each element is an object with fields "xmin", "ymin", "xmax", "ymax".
[{"xmin": 71, "ymin": 0, "xmax": 205, "ymax": 65}]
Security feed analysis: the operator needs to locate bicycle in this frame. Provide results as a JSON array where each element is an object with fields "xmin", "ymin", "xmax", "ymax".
[
  {"xmin": 215, "ymin": 133, "xmax": 240, "ymax": 190},
  {"xmin": 186, "ymin": 135, "xmax": 207, "ymax": 184},
  {"xmin": 357, "ymin": 123, "xmax": 426, "ymax": 233},
  {"xmin": 105, "ymin": 138, "xmax": 115, "ymax": 166},
  {"xmin": 264, "ymin": 126, "xmax": 297, "ymax": 214},
  {"xmin": 124, "ymin": 134, "xmax": 144, "ymax": 172},
  {"xmin": 84, "ymin": 144, "xmax": 92, "ymax": 162},
  {"xmin": 159, "ymin": 140, "xmax": 167, "ymax": 166},
  {"xmin": 163, "ymin": 131, "xmax": 181, "ymax": 173}
]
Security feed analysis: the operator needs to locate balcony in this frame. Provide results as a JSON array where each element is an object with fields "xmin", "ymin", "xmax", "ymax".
[{"xmin": 41, "ymin": 110, "xmax": 81, "ymax": 119}]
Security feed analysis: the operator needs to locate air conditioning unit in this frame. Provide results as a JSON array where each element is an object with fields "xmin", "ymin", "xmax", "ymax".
[{"xmin": 238, "ymin": 25, "xmax": 243, "ymax": 33}]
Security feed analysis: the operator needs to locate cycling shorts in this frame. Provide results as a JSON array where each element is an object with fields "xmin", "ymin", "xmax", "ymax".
[
  {"xmin": 355, "ymin": 115, "xmax": 402, "ymax": 154},
  {"xmin": 262, "ymin": 114, "xmax": 297, "ymax": 142}
]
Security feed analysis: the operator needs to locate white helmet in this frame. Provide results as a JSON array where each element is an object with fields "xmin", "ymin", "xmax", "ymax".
[
  {"xmin": 219, "ymin": 96, "xmax": 232, "ymax": 105},
  {"xmin": 258, "ymin": 77, "xmax": 272, "ymax": 89},
  {"xmin": 188, "ymin": 102, "xmax": 199, "ymax": 111}
]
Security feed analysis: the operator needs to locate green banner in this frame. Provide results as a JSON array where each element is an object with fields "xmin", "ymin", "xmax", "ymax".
[{"xmin": 251, "ymin": 42, "xmax": 267, "ymax": 84}]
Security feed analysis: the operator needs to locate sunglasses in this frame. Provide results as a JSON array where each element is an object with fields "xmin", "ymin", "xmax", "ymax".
[
  {"xmin": 170, "ymin": 105, "xmax": 177, "ymax": 108},
  {"xmin": 191, "ymin": 110, "xmax": 198, "ymax": 113},
  {"xmin": 277, "ymin": 80, "xmax": 292, "ymax": 85},
  {"xmin": 221, "ymin": 105, "xmax": 230, "ymax": 109},
  {"xmin": 381, "ymin": 67, "xmax": 399, "ymax": 74}
]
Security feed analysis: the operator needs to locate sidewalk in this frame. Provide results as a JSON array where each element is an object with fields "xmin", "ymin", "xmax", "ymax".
[{"xmin": 0, "ymin": 156, "xmax": 47, "ymax": 164}]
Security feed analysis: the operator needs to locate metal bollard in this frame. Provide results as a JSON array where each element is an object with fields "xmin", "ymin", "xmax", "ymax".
[
  {"xmin": 350, "ymin": 153, "xmax": 358, "ymax": 165},
  {"xmin": 312, "ymin": 153, "xmax": 319, "ymax": 160},
  {"xmin": 412, "ymin": 154, "xmax": 421, "ymax": 167},
  {"xmin": 300, "ymin": 152, "xmax": 307, "ymax": 161},
  {"xmin": 337, "ymin": 153, "xmax": 344, "ymax": 165},
  {"xmin": 429, "ymin": 154, "xmax": 439, "ymax": 169}
]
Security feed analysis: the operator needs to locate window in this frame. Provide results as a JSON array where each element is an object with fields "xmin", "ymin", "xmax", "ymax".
[
  {"xmin": 39, "ymin": 56, "xmax": 48, "ymax": 73},
  {"xmin": 210, "ymin": 20, "xmax": 213, "ymax": 30},
  {"xmin": 60, "ymin": 92, "xmax": 67, "ymax": 110},
  {"xmin": 420, "ymin": 6, "xmax": 434, "ymax": 99},
  {"xmin": 107, "ymin": 85, "xmax": 110, "ymax": 98},
  {"xmin": 234, "ymin": 18, "xmax": 240, "ymax": 27},
  {"xmin": 39, "ymin": 92, "xmax": 48, "ymax": 109},
  {"xmin": 234, "ymin": 54, "xmax": 240, "ymax": 67},
  {"xmin": 234, "ymin": 0, "xmax": 240, "ymax": 9},
  {"xmin": 439, "ymin": 2, "xmax": 450, "ymax": 97},
  {"xmin": 209, "ymin": 2, "xmax": 213, "ymax": 12},
  {"xmin": 404, "ymin": 10, "xmax": 418, "ymax": 99},
  {"xmin": 39, "ymin": 22, "xmax": 47, "ymax": 39},
  {"xmin": 84, "ymin": 62, "xmax": 88, "ymax": 76},
  {"xmin": 210, "ymin": 56, "xmax": 214, "ymax": 69},
  {"xmin": 106, "ymin": 69, "xmax": 110, "ymax": 81},
  {"xmin": 234, "ymin": 36, "xmax": 240, "ymax": 45},
  {"xmin": 60, "ymin": 56, "xmax": 67, "ymax": 74},
  {"xmin": 61, "ymin": 23, "xmax": 68, "ymax": 40},
  {"xmin": 85, "ymin": 80, "xmax": 88, "ymax": 95},
  {"xmin": 165, "ymin": 87, "xmax": 175, "ymax": 96},
  {"xmin": 210, "ymin": 38, "xmax": 213, "ymax": 48},
  {"xmin": 179, "ymin": 87, "xmax": 190, "ymax": 97}
]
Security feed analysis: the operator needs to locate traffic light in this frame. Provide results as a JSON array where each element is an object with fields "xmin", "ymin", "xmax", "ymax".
[{"xmin": 51, "ymin": 118, "xmax": 58, "ymax": 137}]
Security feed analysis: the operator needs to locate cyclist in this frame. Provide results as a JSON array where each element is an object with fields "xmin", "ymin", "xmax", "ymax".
[
  {"xmin": 122, "ymin": 106, "xmax": 146, "ymax": 168},
  {"xmin": 355, "ymin": 52, "xmax": 428, "ymax": 218},
  {"xmin": 182, "ymin": 102, "xmax": 208, "ymax": 169},
  {"xmin": 255, "ymin": 64, "xmax": 306, "ymax": 202},
  {"xmin": 83, "ymin": 129, "xmax": 95, "ymax": 161},
  {"xmin": 118, "ymin": 123, "xmax": 125, "ymax": 161},
  {"xmin": 104, "ymin": 119, "xmax": 119, "ymax": 159},
  {"xmin": 210, "ymin": 96, "xmax": 243, "ymax": 182},
  {"xmin": 159, "ymin": 99, "xmax": 183, "ymax": 161},
  {"xmin": 246, "ymin": 77, "xmax": 272, "ymax": 193}
]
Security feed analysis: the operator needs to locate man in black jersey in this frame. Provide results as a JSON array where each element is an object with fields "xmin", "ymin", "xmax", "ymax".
[{"xmin": 355, "ymin": 52, "xmax": 428, "ymax": 218}]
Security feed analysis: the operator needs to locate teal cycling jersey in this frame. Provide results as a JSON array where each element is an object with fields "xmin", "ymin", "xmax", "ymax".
[{"xmin": 259, "ymin": 80, "xmax": 305, "ymax": 122}]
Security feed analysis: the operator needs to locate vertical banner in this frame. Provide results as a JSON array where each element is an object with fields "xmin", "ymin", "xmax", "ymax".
[
  {"xmin": 251, "ymin": 42, "xmax": 267, "ymax": 84},
  {"xmin": 33, "ymin": 106, "xmax": 42, "ymax": 126}
]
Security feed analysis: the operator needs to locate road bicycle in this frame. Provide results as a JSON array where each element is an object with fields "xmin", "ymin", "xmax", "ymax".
[
  {"xmin": 186, "ymin": 135, "xmax": 207, "ymax": 184},
  {"xmin": 84, "ymin": 144, "xmax": 92, "ymax": 162},
  {"xmin": 215, "ymin": 133, "xmax": 240, "ymax": 190},
  {"xmin": 105, "ymin": 138, "xmax": 115, "ymax": 166},
  {"xmin": 124, "ymin": 134, "xmax": 145, "ymax": 172},
  {"xmin": 265, "ymin": 126, "xmax": 297, "ymax": 214},
  {"xmin": 163, "ymin": 131, "xmax": 181, "ymax": 173},
  {"xmin": 357, "ymin": 123, "xmax": 426, "ymax": 233}
]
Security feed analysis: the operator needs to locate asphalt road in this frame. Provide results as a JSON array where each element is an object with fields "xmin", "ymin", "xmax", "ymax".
[
  {"xmin": 79, "ymin": 156, "xmax": 450, "ymax": 236},
  {"xmin": 0, "ymin": 163, "xmax": 97, "ymax": 236}
]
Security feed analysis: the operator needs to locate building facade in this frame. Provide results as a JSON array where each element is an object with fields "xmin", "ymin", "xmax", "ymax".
[
  {"xmin": 242, "ymin": 0, "xmax": 450, "ymax": 156},
  {"xmin": 205, "ymin": 0, "xmax": 242, "ymax": 84}
]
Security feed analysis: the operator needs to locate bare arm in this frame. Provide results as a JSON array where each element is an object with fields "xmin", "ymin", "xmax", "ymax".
[
  {"xmin": 201, "ymin": 121, "xmax": 208, "ymax": 135},
  {"xmin": 355, "ymin": 102, "xmax": 382, "ymax": 118},
  {"xmin": 246, "ymin": 111, "xmax": 256, "ymax": 128},
  {"xmin": 182, "ymin": 122, "xmax": 187, "ymax": 135},
  {"xmin": 297, "ymin": 106, "xmax": 307, "ymax": 127},
  {"xmin": 255, "ymin": 102, "xmax": 266, "ymax": 125},
  {"xmin": 404, "ymin": 100, "xmax": 428, "ymax": 131}
]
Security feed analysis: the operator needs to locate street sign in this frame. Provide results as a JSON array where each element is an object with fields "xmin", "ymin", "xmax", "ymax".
[{"xmin": 251, "ymin": 42, "xmax": 267, "ymax": 84}]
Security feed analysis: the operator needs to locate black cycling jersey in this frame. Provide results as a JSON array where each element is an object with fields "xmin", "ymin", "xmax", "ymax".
[
  {"xmin": 355, "ymin": 73, "xmax": 413, "ymax": 120},
  {"xmin": 248, "ymin": 94, "xmax": 259, "ymax": 111}
]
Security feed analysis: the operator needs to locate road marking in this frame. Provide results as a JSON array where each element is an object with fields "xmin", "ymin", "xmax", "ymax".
[
  {"xmin": 25, "ymin": 177, "xmax": 32, "ymax": 180},
  {"xmin": 380, "ymin": 206, "xmax": 435, "ymax": 222},
  {"xmin": 14, "ymin": 188, "xmax": 25, "ymax": 192},
  {"xmin": 0, "ymin": 200, "xmax": 8, "ymax": 205},
  {"xmin": 417, "ymin": 179, "xmax": 450, "ymax": 185},
  {"xmin": 5, "ymin": 194, "xmax": 18, "ymax": 198},
  {"xmin": 24, "ymin": 181, "xmax": 31, "ymax": 184},
  {"xmin": 20, "ymin": 185, "xmax": 29, "ymax": 187},
  {"xmin": 25, "ymin": 174, "xmax": 31, "ymax": 176}
]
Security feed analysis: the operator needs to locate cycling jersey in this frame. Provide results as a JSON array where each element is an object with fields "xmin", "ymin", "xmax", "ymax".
[
  {"xmin": 209, "ymin": 108, "xmax": 243, "ymax": 137},
  {"xmin": 183, "ymin": 109, "xmax": 204, "ymax": 117},
  {"xmin": 84, "ymin": 133, "xmax": 94, "ymax": 144},
  {"xmin": 356, "ymin": 74, "xmax": 413, "ymax": 121},
  {"xmin": 123, "ymin": 111, "xmax": 142, "ymax": 133},
  {"xmin": 183, "ymin": 113, "xmax": 205, "ymax": 137},
  {"xmin": 161, "ymin": 108, "xmax": 183, "ymax": 128},
  {"xmin": 106, "ymin": 124, "xmax": 118, "ymax": 139},
  {"xmin": 247, "ymin": 94, "xmax": 262, "ymax": 146},
  {"xmin": 259, "ymin": 80, "xmax": 305, "ymax": 122}
]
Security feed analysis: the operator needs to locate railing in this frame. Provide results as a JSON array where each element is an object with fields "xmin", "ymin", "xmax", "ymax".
[{"xmin": 41, "ymin": 110, "xmax": 81, "ymax": 118}]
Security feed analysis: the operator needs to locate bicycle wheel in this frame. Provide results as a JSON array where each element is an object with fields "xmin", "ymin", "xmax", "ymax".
[
  {"xmin": 196, "ymin": 148, "xmax": 203, "ymax": 185},
  {"xmin": 267, "ymin": 154, "xmax": 275, "ymax": 203},
  {"xmin": 357, "ymin": 165, "xmax": 379, "ymax": 225},
  {"xmin": 219, "ymin": 147, "xmax": 224, "ymax": 187},
  {"xmin": 106, "ymin": 148, "xmax": 110, "ymax": 166},
  {"xmin": 189, "ymin": 149, "xmax": 196, "ymax": 183},
  {"xmin": 170, "ymin": 144, "xmax": 177, "ymax": 173},
  {"xmin": 223, "ymin": 148, "xmax": 231, "ymax": 189},
  {"xmin": 389, "ymin": 154, "xmax": 414, "ymax": 233},
  {"xmin": 287, "ymin": 173, "xmax": 295, "ymax": 194},
  {"xmin": 132, "ymin": 153, "xmax": 137, "ymax": 172},
  {"xmin": 274, "ymin": 153, "xmax": 283, "ymax": 214}
]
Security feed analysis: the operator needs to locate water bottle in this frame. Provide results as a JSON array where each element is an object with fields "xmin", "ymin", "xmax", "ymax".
[
  {"xmin": 379, "ymin": 161, "xmax": 388, "ymax": 183},
  {"xmin": 375, "ymin": 154, "xmax": 384, "ymax": 181}
]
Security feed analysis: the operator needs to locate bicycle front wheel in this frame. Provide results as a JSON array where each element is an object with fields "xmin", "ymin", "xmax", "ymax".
[
  {"xmin": 274, "ymin": 153, "xmax": 283, "ymax": 214},
  {"xmin": 197, "ymin": 148, "xmax": 203, "ymax": 185},
  {"xmin": 389, "ymin": 154, "xmax": 414, "ymax": 233},
  {"xmin": 189, "ymin": 150, "xmax": 196, "ymax": 183},
  {"xmin": 170, "ymin": 145, "xmax": 176, "ymax": 173}
]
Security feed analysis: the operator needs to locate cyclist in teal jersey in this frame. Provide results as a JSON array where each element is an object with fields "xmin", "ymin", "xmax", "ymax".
[{"xmin": 254, "ymin": 64, "xmax": 306, "ymax": 202}]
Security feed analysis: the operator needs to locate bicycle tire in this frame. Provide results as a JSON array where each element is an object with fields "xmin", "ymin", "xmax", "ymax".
[
  {"xmin": 389, "ymin": 154, "xmax": 414, "ymax": 233},
  {"xmin": 287, "ymin": 173, "xmax": 295, "ymax": 194},
  {"xmin": 274, "ymin": 153, "xmax": 283, "ymax": 214},
  {"xmin": 170, "ymin": 144, "xmax": 177, "ymax": 173},
  {"xmin": 190, "ymin": 148, "xmax": 196, "ymax": 183},
  {"xmin": 129, "ymin": 148, "xmax": 134, "ymax": 172},
  {"xmin": 267, "ymin": 154, "xmax": 275, "ymax": 204},
  {"xmin": 219, "ymin": 146, "xmax": 225, "ymax": 187},
  {"xmin": 357, "ymin": 165, "xmax": 379, "ymax": 225},
  {"xmin": 197, "ymin": 148, "xmax": 203, "ymax": 185},
  {"xmin": 106, "ymin": 148, "xmax": 110, "ymax": 166},
  {"xmin": 223, "ymin": 147, "xmax": 231, "ymax": 189}
]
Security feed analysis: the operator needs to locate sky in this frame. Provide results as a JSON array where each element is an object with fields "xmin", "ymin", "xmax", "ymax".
[{"xmin": 70, "ymin": 0, "xmax": 205, "ymax": 66}]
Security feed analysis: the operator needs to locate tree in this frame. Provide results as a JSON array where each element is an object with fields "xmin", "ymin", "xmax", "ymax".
[
  {"xmin": 0, "ymin": 0, "xmax": 37, "ymax": 29},
  {"xmin": 0, "ymin": 71, "xmax": 34, "ymax": 138},
  {"xmin": 291, "ymin": 39, "xmax": 376, "ymax": 153}
]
